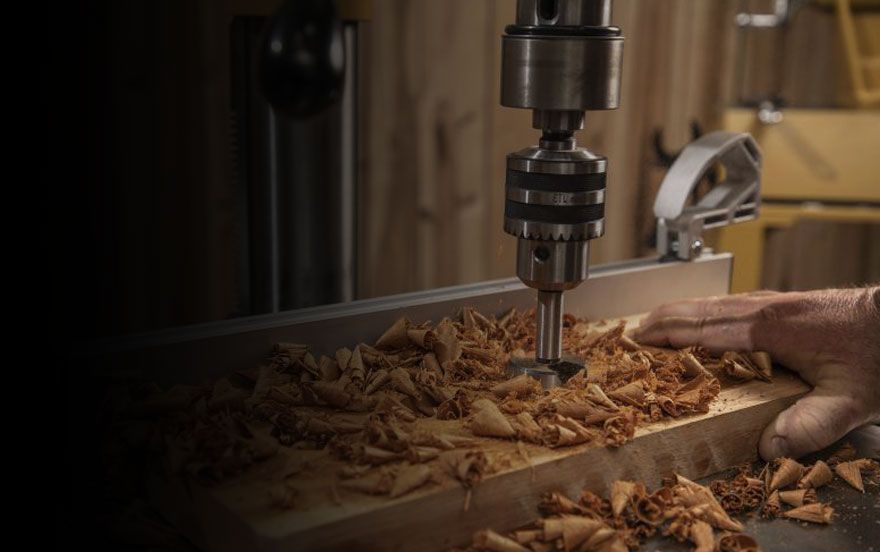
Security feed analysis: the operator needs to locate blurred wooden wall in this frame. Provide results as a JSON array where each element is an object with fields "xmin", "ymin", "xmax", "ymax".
[
  {"xmin": 77, "ymin": 0, "xmax": 869, "ymax": 336},
  {"xmin": 357, "ymin": 0, "xmax": 747, "ymax": 298},
  {"xmin": 356, "ymin": 0, "xmax": 876, "ymax": 299}
]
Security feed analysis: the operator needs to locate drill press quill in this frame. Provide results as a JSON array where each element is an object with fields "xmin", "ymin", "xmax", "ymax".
[{"xmin": 501, "ymin": 0, "xmax": 623, "ymax": 387}]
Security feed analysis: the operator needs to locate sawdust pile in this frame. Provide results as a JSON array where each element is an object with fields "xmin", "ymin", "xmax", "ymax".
[
  {"xmin": 457, "ymin": 445, "xmax": 879, "ymax": 552},
  {"xmin": 111, "ymin": 308, "xmax": 769, "ymax": 506}
]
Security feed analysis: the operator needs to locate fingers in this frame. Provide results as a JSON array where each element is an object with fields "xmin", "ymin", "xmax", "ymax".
[
  {"xmin": 638, "ymin": 292, "xmax": 777, "ymax": 328},
  {"xmin": 632, "ymin": 315, "xmax": 757, "ymax": 352},
  {"xmin": 633, "ymin": 292, "xmax": 783, "ymax": 352},
  {"xmin": 758, "ymin": 390, "xmax": 863, "ymax": 460}
]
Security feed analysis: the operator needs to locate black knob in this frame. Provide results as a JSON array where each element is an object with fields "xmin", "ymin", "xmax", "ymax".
[{"xmin": 260, "ymin": 0, "xmax": 346, "ymax": 118}]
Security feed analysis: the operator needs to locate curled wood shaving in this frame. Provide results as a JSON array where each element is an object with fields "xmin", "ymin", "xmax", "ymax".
[
  {"xmin": 782, "ymin": 502, "xmax": 834, "ymax": 524},
  {"xmin": 441, "ymin": 449, "xmax": 489, "ymax": 488},
  {"xmin": 768, "ymin": 458, "xmax": 805, "ymax": 492},
  {"xmin": 491, "ymin": 374, "xmax": 542, "ymax": 399},
  {"xmin": 798, "ymin": 460, "xmax": 833, "ymax": 489},
  {"xmin": 268, "ymin": 481, "xmax": 298, "ymax": 510},
  {"xmin": 469, "ymin": 399, "xmax": 516, "ymax": 438},
  {"xmin": 471, "ymin": 529, "xmax": 529, "ymax": 552},
  {"xmin": 375, "ymin": 318, "xmax": 411, "ymax": 350},
  {"xmin": 603, "ymin": 410, "xmax": 637, "ymax": 447},
  {"xmin": 834, "ymin": 460, "xmax": 865, "ymax": 492},
  {"xmin": 610, "ymin": 480, "xmax": 644, "ymax": 516},
  {"xmin": 761, "ymin": 490, "xmax": 781, "ymax": 519},
  {"xmin": 339, "ymin": 469, "xmax": 394, "ymax": 495},
  {"xmin": 541, "ymin": 515, "xmax": 612, "ymax": 552},
  {"xmin": 716, "ymin": 532, "xmax": 761, "ymax": 552},
  {"xmin": 389, "ymin": 464, "xmax": 432, "ymax": 498},
  {"xmin": 778, "ymin": 488, "xmax": 817, "ymax": 507},
  {"xmin": 689, "ymin": 519, "xmax": 714, "ymax": 552}
]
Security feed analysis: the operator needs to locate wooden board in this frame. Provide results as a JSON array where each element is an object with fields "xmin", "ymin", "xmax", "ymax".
[{"xmin": 148, "ymin": 316, "xmax": 811, "ymax": 552}]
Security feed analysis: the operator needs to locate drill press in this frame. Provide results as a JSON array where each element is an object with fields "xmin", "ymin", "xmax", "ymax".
[{"xmin": 501, "ymin": 0, "xmax": 623, "ymax": 387}]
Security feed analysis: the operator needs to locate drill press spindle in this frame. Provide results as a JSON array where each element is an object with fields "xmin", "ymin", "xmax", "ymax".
[{"xmin": 500, "ymin": 0, "xmax": 624, "ymax": 386}]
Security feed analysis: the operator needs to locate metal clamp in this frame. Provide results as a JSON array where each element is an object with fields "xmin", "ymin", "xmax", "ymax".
[
  {"xmin": 654, "ymin": 131, "xmax": 762, "ymax": 261},
  {"xmin": 735, "ymin": 0, "xmax": 808, "ymax": 28}
]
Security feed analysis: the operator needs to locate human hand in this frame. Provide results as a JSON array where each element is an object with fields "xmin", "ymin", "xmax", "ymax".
[{"xmin": 631, "ymin": 286, "xmax": 880, "ymax": 460}]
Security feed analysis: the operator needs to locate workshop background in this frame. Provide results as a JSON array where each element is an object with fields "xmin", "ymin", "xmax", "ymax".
[{"xmin": 75, "ymin": 0, "xmax": 880, "ymax": 340}]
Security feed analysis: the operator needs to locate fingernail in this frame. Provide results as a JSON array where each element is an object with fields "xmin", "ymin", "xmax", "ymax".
[{"xmin": 768, "ymin": 435, "xmax": 789, "ymax": 459}]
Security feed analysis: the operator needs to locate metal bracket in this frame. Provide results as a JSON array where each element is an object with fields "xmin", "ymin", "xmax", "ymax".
[
  {"xmin": 735, "ymin": 0, "xmax": 809, "ymax": 28},
  {"xmin": 655, "ymin": 131, "xmax": 762, "ymax": 261}
]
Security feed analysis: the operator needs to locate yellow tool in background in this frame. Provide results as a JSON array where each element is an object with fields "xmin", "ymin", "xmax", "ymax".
[
  {"xmin": 721, "ymin": 0, "xmax": 880, "ymax": 292},
  {"xmin": 721, "ymin": 108, "xmax": 880, "ymax": 292},
  {"xmin": 828, "ymin": 0, "xmax": 880, "ymax": 106}
]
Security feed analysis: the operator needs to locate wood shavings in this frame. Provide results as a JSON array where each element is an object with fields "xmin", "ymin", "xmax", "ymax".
[
  {"xmin": 674, "ymin": 474, "xmax": 744, "ymax": 532},
  {"xmin": 389, "ymin": 464, "xmax": 432, "ymax": 498},
  {"xmin": 364, "ymin": 369, "xmax": 390, "ymax": 395},
  {"xmin": 553, "ymin": 399, "xmax": 603, "ymax": 420},
  {"xmin": 748, "ymin": 352, "xmax": 772, "ymax": 380},
  {"xmin": 112, "ymin": 305, "xmax": 773, "ymax": 545},
  {"xmin": 834, "ymin": 460, "xmax": 865, "ymax": 492},
  {"xmin": 778, "ymin": 488, "xmax": 817, "ymax": 507},
  {"xmin": 434, "ymin": 321, "xmax": 463, "ymax": 365},
  {"xmin": 610, "ymin": 480, "xmax": 644, "ymax": 516},
  {"xmin": 463, "ymin": 471, "xmax": 779, "ymax": 552},
  {"xmin": 339, "ymin": 469, "xmax": 394, "ymax": 495},
  {"xmin": 360, "ymin": 443, "xmax": 404, "ymax": 465},
  {"xmin": 541, "ymin": 515, "xmax": 611, "ymax": 552},
  {"xmin": 511, "ymin": 412, "xmax": 542, "ymax": 443},
  {"xmin": 681, "ymin": 352, "xmax": 711, "ymax": 379},
  {"xmin": 543, "ymin": 414, "xmax": 594, "ymax": 447},
  {"xmin": 585, "ymin": 384, "xmax": 619, "ymax": 411},
  {"xmin": 407, "ymin": 328, "xmax": 437, "ymax": 349},
  {"xmin": 633, "ymin": 492, "xmax": 666, "ymax": 525},
  {"xmin": 309, "ymin": 381, "xmax": 350, "ymax": 408},
  {"xmin": 602, "ymin": 410, "xmax": 637, "ymax": 447},
  {"xmin": 440, "ymin": 449, "xmax": 489, "ymax": 488},
  {"xmin": 538, "ymin": 492, "xmax": 590, "ymax": 516},
  {"xmin": 689, "ymin": 520, "xmax": 714, "ymax": 552},
  {"xmin": 716, "ymin": 532, "xmax": 760, "ymax": 552},
  {"xmin": 768, "ymin": 458, "xmax": 805, "ymax": 492},
  {"xmin": 618, "ymin": 334, "xmax": 640, "ymax": 352},
  {"xmin": 461, "ymin": 447, "xmax": 871, "ymax": 552},
  {"xmin": 346, "ymin": 345, "xmax": 366, "ymax": 388},
  {"xmin": 781, "ymin": 502, "xmax": 834, "ymax": 524},
  {"xmin": 207, "ymin": 378, "xmax": 248, "ymax": 412},
  {"xmin": 335, "ymin": 347, "xmax": 352, "ymax": 372},
  {"xmin": 491, "ymin": 374, "xmax": 542, "ymax": 399},
  {"xmin": 798, "ymin": 460, "xmax": 832, "ymax": 489},
  {"xmin": 375, "ymin": 317, "xmax": 411, "ymax": 350},
  {"xmin": 268, "ymin": 481, "xmax": 298, "ymax": 510},
  {"xmin": 251, "ymin": 366, "xmax": 291, "ymax": 402},
  {"xmin": 472, "ymin": 529, "xmax": 529, "ymax": 552},
  {"xmin": 389, "ymin": 367, "xmax": 419, "ymax": 398},
  {"xmin": 607, "ymin": 380, "xmax": 645, "ymax": 407},
  {"xmin": 469, "ymin": 399, "xmax": 516, "ymax": 438},
  {"xmin": 722, "ymin": 353, "xmax": 758, "ymax": 381},
  {"xmin": 318, "ymin": 355, "xmax": 341, "ymax": 381},
  {"xmin": 761, "ymin": 490, "xmax": 781, "ymax": 519}
]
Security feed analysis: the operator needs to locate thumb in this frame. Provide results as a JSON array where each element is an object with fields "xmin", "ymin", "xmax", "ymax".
[{"xmin": 758, "ymin": 391, "xmax": 862, "ymax": 460}]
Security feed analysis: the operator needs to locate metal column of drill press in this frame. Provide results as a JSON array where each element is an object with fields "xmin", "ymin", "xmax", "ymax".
[{"xmin": 501, "ymin": 0, "xmax": 623, "ymax": 387}]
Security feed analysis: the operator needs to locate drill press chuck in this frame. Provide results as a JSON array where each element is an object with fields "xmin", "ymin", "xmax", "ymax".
[{"xmin": 500, "ymin": 0, "xmax": 624, "ymax": 381}]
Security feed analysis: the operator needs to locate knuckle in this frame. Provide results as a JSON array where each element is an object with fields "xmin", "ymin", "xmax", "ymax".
[{"xmin": 694, "ymin": 317, "xmax": 708, "ymax": 339}]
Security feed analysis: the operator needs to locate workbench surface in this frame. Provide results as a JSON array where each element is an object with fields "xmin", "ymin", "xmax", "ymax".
[{"xmin": 652, "ymin": 426, "xmax": 880, "ymax": 552}]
